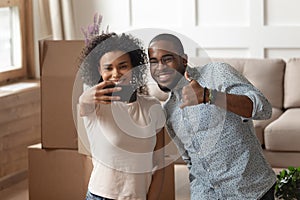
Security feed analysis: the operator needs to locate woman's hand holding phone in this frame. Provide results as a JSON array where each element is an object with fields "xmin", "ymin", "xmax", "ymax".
[
  {"xmin": 103, "ymin": 83, "xmax": 137, "ymax": 103},
  {"xmin": 79, "ymin": 81, "xmax": 122, "ymax": 105}
]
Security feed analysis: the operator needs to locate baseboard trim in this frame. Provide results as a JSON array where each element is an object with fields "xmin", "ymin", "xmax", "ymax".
[{"xmin": 0, "ymin": 170, "xmax": 28, "ymax": 191}]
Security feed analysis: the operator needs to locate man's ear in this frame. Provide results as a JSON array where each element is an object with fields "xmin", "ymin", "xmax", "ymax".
[{"xmin": 182, "ymin": 53, "xmax": 188, "ymax": 67}]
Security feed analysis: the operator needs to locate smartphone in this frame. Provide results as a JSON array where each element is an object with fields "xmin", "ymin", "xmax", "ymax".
[{"xmin": 103, "ymin": 84, "xmax": 136, "ymax": 102}]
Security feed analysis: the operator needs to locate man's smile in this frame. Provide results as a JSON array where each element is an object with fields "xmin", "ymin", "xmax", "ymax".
[{"xmin": 155, "ymin": 70, "xmax": 175, "ymax": 83}]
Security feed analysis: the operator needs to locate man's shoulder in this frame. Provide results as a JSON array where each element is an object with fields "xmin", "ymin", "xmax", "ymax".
[
  {"xmin": 199, "ymin": 62, "xmax": 235, "ymax": 71},
  {"xmin": 192, "ymin": 62, "xmax": 239, "ymax": 80}
]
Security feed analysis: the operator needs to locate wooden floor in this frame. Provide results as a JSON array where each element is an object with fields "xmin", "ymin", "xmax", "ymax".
[{"xmin": 0, "ymin": 179, "xmax": 28, "ymax": 200}]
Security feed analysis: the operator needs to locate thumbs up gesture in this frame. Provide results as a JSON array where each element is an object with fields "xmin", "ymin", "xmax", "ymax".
[{"xmin": 180, "ymin": 71, "xmax": 206, "ymax": 109}]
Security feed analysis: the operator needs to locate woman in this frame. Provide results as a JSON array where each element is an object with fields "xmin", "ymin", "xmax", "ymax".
[{"xmin": 78, "ymin": 32, "xmax": 165, "ymax": 200}]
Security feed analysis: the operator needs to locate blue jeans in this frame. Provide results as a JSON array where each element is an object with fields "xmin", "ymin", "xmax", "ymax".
[{"xmin": 85, "ymin": 191, "xmax": 113, "ymax": 200}]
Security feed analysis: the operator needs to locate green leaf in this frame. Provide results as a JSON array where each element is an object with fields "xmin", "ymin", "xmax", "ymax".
[
  {"xmin": 275, "ymin": 166, "xmax": 300, "ymax": 200},
  {"xmin": 280, "ymin": 170, "xmax": 287, "ymax": 178},
  {"xmin": 288, "ymin": 166, "xmax": 295, "ymax": 171}
]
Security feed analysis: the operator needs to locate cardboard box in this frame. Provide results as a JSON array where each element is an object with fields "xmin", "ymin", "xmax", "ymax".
[
  {"xmin": 40, "ymin": 40, "xmax": 84, "ymax": 149},
  {"xmin": 28, "ymin": 144, "xmax": 175, "ymax": 200},
  {"xmin": 28, "ymin": 143, "xmax": 92, "ymax": 200},
  {"xmin": 160, "ymin": 157, "xmax": 175, "ymax": 200},
  {"xmin": 76, "ymin": 104, "xmax": 91, "ymax": 156}
]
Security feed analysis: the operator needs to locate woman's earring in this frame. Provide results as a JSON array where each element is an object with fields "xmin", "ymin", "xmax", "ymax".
[{"xmin": 130, "ymin": 73, "xmax": 139, "ymax": 90}]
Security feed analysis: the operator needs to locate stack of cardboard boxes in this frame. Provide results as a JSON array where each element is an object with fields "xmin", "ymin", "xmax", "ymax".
[
  {"xmin": 28, "ymin": 40, "xmax": 93, "ymax": 200},
  {"xmin": 28, "ymin": 40, "xmax": 175, "ymax": 200}
]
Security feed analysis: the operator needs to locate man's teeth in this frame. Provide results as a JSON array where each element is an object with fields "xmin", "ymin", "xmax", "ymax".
[{"xmin": 159, "ymin": 74, "xmax": 168, "ymax": 78}]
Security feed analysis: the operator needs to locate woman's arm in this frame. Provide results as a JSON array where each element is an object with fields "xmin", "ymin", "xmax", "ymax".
[{"xmin": 147, "ymin": 128, "xmax": 165, "ymax": 200}]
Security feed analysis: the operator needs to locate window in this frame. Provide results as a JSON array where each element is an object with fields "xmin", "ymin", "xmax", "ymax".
[{"xmin": 0, "ymin": 0, "xmax": 34, "ymax": 84}]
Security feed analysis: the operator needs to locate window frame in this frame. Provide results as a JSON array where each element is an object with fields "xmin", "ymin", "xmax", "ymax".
[{"xmin": 0, "ymin": 0, "xmax": 35, "ymax": 84}]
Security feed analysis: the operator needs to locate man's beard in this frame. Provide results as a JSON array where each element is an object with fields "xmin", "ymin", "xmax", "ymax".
[{"xmin": 156, "ymin": 73, "xmax": 182, "ymax": 92}]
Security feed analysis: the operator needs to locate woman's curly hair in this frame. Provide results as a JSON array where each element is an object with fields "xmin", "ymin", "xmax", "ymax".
[{"xmin": 79, "ymin": 32, "xmax": 148, "ymax": 94}]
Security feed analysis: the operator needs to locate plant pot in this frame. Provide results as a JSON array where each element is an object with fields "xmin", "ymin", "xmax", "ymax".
[{"xmin": 295, "ymin": 182, "xmax": 300, "ymax": 199}]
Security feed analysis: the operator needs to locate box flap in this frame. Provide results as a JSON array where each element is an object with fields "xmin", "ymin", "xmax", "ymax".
[
  {"xmin": 41, "ymin": 40, "xmax": 84, "ymax": 77},
  {"xmin": 41, "ymin": 40, "xmax": 85, "ymax": 149}
]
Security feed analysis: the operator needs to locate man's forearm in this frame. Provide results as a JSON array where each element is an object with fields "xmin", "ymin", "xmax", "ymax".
[{"xmin": 213, "ymin": 91, "xmax": 253, "ymax": 118}]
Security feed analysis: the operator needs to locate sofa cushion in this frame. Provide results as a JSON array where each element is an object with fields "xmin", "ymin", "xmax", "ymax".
[
  {"xmin": 264, "ymin": 108, "xmax": 300, "ymax": 151},
  {"xmin": 284, "ymin": 58, "xmax": 300, "ymax": 109},
  {"xmin": 263, "ymin": 150, "xmax": 300, "ymax": 168},
  {"xmin": 189, "ymin": 58, "xmax": 285, "ymax": 109},
  {"xmin": 253, "ymin": 108, "xmax": 283, "ymax": 145},
  {"xmin": 214, "ymin": 58, "xmax": 285, "ymax": 110}
]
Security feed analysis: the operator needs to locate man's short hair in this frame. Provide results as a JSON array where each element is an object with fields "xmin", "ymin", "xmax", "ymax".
[{"xmin": 149, "ymin": 33, "xmax": 185, "ymax": 55}]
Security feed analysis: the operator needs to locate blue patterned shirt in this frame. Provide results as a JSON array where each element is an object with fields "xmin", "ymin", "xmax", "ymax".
[{"xmin": 164, "ymin": 62, "xmax": 276, "ymax": 200}]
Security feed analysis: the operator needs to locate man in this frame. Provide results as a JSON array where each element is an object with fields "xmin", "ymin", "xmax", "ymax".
[{"xmin": 148, "ymin": 33, "xmax": 276, "ymax": 200}]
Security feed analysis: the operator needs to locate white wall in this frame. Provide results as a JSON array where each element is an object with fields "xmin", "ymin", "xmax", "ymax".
[{"xmin": 71, "ymin": 0, "xmax": 300, "ymax": 61}]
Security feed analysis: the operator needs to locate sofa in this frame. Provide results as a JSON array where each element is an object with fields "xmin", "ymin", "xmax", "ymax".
[{"xmin": 148, "ymin": 57, "xmax": 300, "ymax": 168}]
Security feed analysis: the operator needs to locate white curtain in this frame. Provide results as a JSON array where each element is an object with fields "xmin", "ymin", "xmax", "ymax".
[{"xmin": 38, "ymin": 0, "xmax": 76, "ymax": 40}]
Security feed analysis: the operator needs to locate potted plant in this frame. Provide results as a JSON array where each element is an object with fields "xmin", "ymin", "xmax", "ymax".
[{"xmin": 275, "ymin": 166, "xmax": 300, "ymax": 200}]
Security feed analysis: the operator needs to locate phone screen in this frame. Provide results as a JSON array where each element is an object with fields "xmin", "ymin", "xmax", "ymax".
[{"xmin": 104, "ymin": 84, "xmax": 136, "ymax": 102}]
